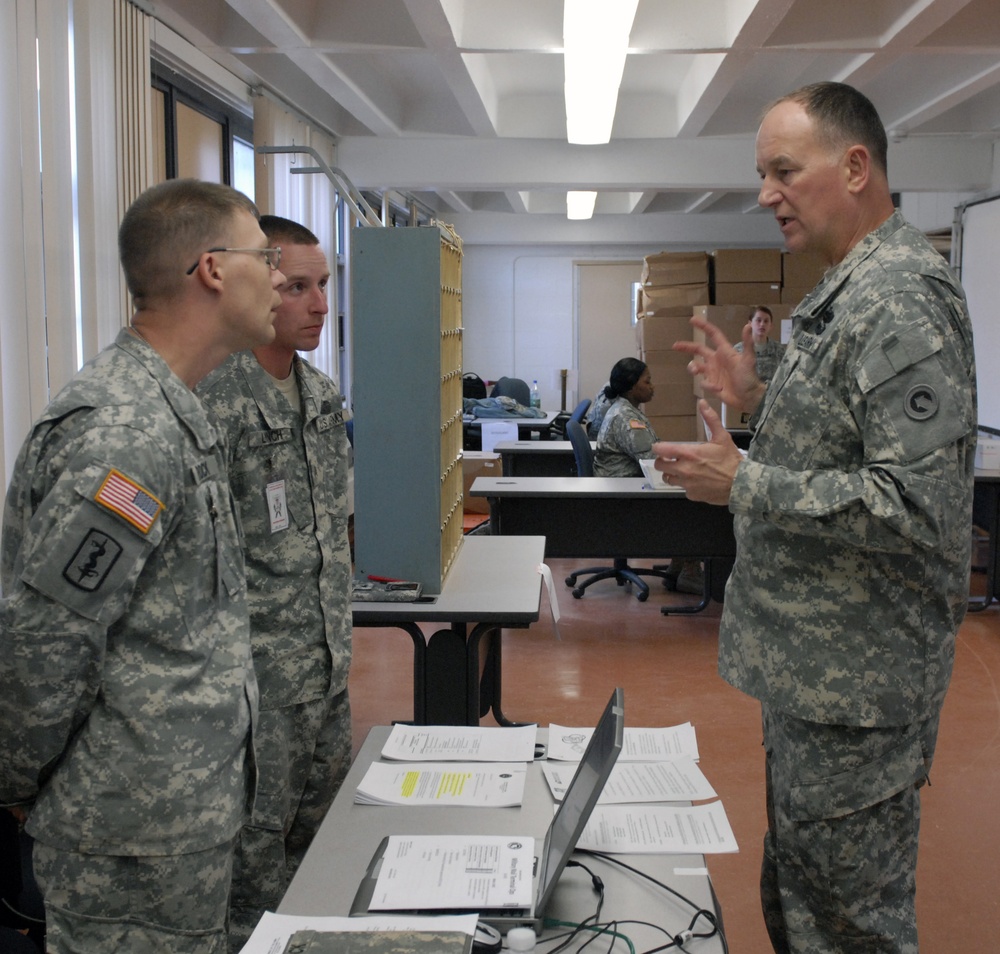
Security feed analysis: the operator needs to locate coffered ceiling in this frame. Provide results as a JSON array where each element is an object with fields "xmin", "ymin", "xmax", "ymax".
[{"xmin": 146, "ymin": 0, "xmax": 1000, "ymax": 243}]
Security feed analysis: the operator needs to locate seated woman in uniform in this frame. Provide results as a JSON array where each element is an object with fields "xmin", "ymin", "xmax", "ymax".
[
  {"xmin": 595, "ymin": 357, "xmax": 703, "ymax": 594},
  {"xmin": 594, "ymin": 357, "xmax": 657, "ymax": 476}
]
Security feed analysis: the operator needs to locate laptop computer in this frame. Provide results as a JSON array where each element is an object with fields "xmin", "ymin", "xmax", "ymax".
[{"xmin": 350, "ymin": 687, "xmax": 624, "ymax": 934}]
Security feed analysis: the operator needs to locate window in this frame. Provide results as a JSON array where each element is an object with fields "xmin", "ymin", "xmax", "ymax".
[{"xmin": 151, "ymin": 63, "xmax": 253, "ymax": 194}]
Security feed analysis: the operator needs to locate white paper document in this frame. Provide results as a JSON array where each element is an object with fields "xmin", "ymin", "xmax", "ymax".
[
  {"xmin": 380, "ymin": 724, "xmax": 538, "ymax": 762},
  {"xmin": 547, "ymin": 723, "xmax": 700, "ymax": 762},
  {"xmin": 240, "ymin": 912, "xmax": 480, "ymax": 954},
  {"xmin": 541, "ymin": 757, "xmax": 716, "ymax": 804},
  {"xmin": 577, "ymin": 802, "xmax": 738, "ymax": 854},
  {"xmin": 355, "ymin": 762, "xmax": 527, "ymax": 807},
  {"xmin": 369, "ymin": 835, "xmax": 535, "ymax": 910}
]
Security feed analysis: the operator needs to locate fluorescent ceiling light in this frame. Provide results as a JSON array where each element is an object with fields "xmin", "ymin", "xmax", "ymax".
[
  {"xmin": 567, "ymin": 191, "xmax": 597, "ymax": 220},
  {"xmin": 563, "ymin": 0, "xmax": 639, "ymax": 145}
]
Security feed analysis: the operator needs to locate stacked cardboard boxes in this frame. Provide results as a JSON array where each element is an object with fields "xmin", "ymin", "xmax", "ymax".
[
  {"xmin": 634, "ymin": 314, "xmax": 700, "ymax": 441},
  {"xmin": 633, "ymin": 247, "xmax": 828, "ymax": 439},
  {"xmin": 713, "ymin": 249, "xmax": 782, "ymax": 306},
  {"xmin": 637, "ymin": 252, "xmax": 712, "ymax": 319},
  {"xmin": 781, "ymin": 250, "xmax": 827, "ymax": 306}
]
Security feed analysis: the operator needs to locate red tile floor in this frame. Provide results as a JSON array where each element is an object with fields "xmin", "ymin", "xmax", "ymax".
[{"xmin": 349, "ymin": 555, "xmax": 1000, "ymax": 953}]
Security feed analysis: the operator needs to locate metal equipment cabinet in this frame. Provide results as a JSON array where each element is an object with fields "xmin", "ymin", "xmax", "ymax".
[{"xmin": 352, "ymin": 224, "xmax": 464, "ymax": 592}]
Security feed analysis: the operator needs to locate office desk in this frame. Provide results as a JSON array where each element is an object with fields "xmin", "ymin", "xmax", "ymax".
[
  {"xmin": 971, "ymin": 470, "xmax": 1000, "ymax": 611},
  {"xmin": 471, "ymin": 476, "xmax": 736, "ymax": 612},
  {"xmin": 280, "ymin": 726, "xmax": 726, "ymax": 953},
  {"xmin": 496, "ymin": 439, "xmax": 585, "ymax": 477},
  {"xmin": 352, "ymin": 535, "xmax": 545, "ymax": 725},
  {"xmin": 463, "ymin": 410, "xmax": 561, "ymax": 445}
]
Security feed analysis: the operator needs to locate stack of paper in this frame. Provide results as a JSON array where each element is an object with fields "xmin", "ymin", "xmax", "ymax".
[{"xmin": 544, "ymin": 722, "xmax": 738, "ymax": 854}]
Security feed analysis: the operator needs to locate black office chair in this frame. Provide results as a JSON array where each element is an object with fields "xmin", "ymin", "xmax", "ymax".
[
  {"xmin": 549, "ymin": 397, "xmax": 591, "ymax": 441},
  {"xmin": 490, "ymin": 376, "xmax": 531, "ymax": 407},
  {"xmin": 563, "ymin": 420, "xmax": 674, "ymax": 602}
]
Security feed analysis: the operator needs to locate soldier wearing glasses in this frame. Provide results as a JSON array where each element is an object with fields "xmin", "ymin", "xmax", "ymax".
[{"xmin": 0, "ymin": 179, "xmax": 283, "ymax": 953}]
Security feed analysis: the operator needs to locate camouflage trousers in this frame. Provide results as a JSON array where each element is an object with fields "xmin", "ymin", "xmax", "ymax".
[
  {"xmin": 228, "ymin": 688, "xmax": 351, "ymax": 952},
  {"xmin": 33, "ymin": 837, "xmax": 235, "ymax": 953},
  {"xmin": 760, "ymin": 705, "xmax": 939, "ymax": 954}
]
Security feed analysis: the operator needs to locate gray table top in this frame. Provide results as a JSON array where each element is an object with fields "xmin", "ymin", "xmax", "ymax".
[
  {"xmin": 279, "ymin": 726, "xmax": 726, "ymax": 952},
  {"xmin": 352, "ymin": 534, "xmax": 546, "ymax": 623}
]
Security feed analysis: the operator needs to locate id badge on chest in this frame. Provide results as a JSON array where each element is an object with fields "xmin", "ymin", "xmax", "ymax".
[{"xmin": 266, "ymin": 479, "xmax": 290, "ymax": 533}]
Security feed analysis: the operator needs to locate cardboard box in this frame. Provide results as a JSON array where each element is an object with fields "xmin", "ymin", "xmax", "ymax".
[
  {"xmin": 713, "ymin": 248, "xmax": 782, "ymax": 283},
  {"xmin": 639, "ymin": 283, "xmax": 710, "ymax": 317},
  {"xmin": 714, "ymin": 282, "xmax": 782, "ymax": 305},
  {"xmin": 635, "ymin": 315, "xmax": 693, "ymax": 353},
  {"xmin": 781, "ymin": 286, "xmax": 812, "ymax": 306},
  {"xmin": 642, "ymin": 349, "xmax": 698, "ymax": 416},
  {"xmin": 462, "ymin": 452, "xmax": 501, "ymax": 513},
  {"xmin": 641, "ymin": 251, "xmax": 711, "ymax": 286},
  {"xmin": 782, "ymin": 251, "xmax": 828, "ymax": 288},
  {"xmin": 646, "ymin": 414, "xmax": 700, "ymax": 442}
]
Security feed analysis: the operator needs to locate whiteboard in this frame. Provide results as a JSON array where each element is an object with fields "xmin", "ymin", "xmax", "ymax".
[{"xmin": 959, "ymin": 194, "xmax": 1000, "ymax": 430}]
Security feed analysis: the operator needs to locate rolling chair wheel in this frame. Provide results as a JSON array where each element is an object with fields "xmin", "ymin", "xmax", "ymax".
[
  {"xmin": 565, "ymin": 575, "xmax": 577, "ymax": 587},
  {"xmin": 572, "ymin": 587, "xmax": 585, "ymax": 599},
  {"xmin": 637, "ymin": 590, "xmax": 649, "ymax": 602}
]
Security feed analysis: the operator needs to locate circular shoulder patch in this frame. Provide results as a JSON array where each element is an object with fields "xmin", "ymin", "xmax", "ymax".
[{"xmin": 905, "ymin": 384, "xmax": 938, "ymax": 421}]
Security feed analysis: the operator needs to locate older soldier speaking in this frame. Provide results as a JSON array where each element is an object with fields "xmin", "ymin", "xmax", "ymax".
[{"xmin": 654, "ymin": 83, "xmax": 976, "ymax": 953}]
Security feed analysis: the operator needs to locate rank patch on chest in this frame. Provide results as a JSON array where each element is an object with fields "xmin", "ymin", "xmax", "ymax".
[
  {"xmin": 94, "ymin": 468, "xmax": 163, "ymax": 533},
  {"xmin": 63, "ymin": 529, "xmax": 123, "ymax": 592}
]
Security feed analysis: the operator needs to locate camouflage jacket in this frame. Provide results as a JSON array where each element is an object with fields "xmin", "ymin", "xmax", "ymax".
[
  {"xmin": 734, "ymin": 337, "xmax": 786, "ymax": 383},
  {"xmin": 199, "ymin": 352, "xmax": 352, "ymax": 709},
  {"xmin": 594, "ymin": 397, "xmax": 658, "ymax": 477},
  {"xmin": 720, "ymin": 211, "xmax": 977, "ymax": 727},
  {"xmin": 586, "ymin": 386, "xmax": 613, "ymax": 439},
  {"xmin": 0, "ymin": 330, "xmax": 256, "ymax": 854}
]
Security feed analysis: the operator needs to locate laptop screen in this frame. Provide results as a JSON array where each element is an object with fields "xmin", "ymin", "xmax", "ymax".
[{"xmin": 533, "ymin": 687, "xmax": 624, "ymax": 918}]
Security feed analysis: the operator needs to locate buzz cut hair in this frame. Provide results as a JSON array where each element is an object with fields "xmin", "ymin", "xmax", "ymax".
[
  {"xmin": 259, "ymin": 214, "xmax": 320, "ymax": 248},
  {"xmin": 771, "ymin": 81, "xmax": 889, "ymax": 177},
  {"xmin": 119, "ymin": 178, "xmax": 259, "ymax": 309}
]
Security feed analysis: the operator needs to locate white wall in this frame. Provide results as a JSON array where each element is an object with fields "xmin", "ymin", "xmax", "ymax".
[{"xmin": 462, "ymin": 244, "xmax": 657, "ymax": 410}]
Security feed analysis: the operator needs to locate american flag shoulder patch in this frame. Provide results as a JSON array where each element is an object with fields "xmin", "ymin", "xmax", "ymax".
[
  {"xmin": 94, "ymin": 469, "xmax": 164, "ymax": 534},
  {"xmin": 628, "ymin": 418, "xmax": 647, "ymax": 429}
]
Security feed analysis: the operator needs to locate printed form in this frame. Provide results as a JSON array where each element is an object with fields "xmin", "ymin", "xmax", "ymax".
[
  {"xmin": 369, "ymin": 835, "xmax": 535, "ymax": 910},
  {"xmin": 380, "ymin": 725, "xmax": 538, "ymax": 762},
  {"xmin": 355, "ymin": 762, "xmax": 527, "ymax": 807}
]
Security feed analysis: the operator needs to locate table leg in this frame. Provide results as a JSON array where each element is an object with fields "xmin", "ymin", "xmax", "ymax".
[
  {"xmin": 424, "ymin": 624, "xmax": 472, "ymax": 725},
  {"xmin": 466, "ymin": 622, "xmax": 529, "ymax": 727}
]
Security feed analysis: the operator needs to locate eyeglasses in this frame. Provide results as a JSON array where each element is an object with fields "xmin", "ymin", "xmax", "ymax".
[{"xmin": 185, "ymin": 246, "xmax": 282, "ymax": 275}]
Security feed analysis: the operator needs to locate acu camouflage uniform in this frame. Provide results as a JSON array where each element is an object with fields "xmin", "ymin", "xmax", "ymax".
[
  {"xmin": 721, "ymin": 211, "xmax": 976, "ymax": 954},
  {"xmin": 594, "ymin": 396, "xmax": 658, "ymax": 476},
  {"xmin": 198, "ymin": 350, "xmax": 352, "ymax": 950},
  {"xmin": 0, "ymin": 329, "xmax": 257, "ymax": 953},
  {"xmin": 586, "ymin": 385, "xmax": 613, "ymax": 439},
  {"xmin": 734, "ymin": 337, "xmax": 786, "ymax": 383}
]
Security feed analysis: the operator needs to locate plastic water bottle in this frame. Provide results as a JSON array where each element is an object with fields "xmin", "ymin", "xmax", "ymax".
[{"xmin": 531, "ymin": 379, "xmax": 541, "ymax": 408}]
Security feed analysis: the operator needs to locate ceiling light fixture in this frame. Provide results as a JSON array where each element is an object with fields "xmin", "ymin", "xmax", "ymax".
[
  {"xmin": 563, "ymin": 0, "xmax": 639, "ymax": 145},
  {"xmin": 567, "ymin": 191, "xmax": 597, "ymax": 220}
]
